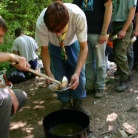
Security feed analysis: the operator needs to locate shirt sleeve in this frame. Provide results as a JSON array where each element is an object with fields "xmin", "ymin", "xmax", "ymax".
[
  {"xmin": 35, "ymin": 9, "xmax": 49, "ymax": 47},
  {"xmin": 136, "ymin": 0, "xmax": 138, "ymax": 12},
  {"xmin": 103, "ymin": 0, "xmax": 108, "ymax": 4},
  {"xmin": 12, "ymin": 41, "xmax": 18, "ymax": 51},
  {"xmin": 128, "ymin": 0, "xmax": 137, "ymax": 9},
  {"xmin": 75, "ymin": 12, "xmax": 87, "ymax": 42},
  {"xmin": 35, "ymin": 26, "xmax": 49, "ymax": 47}
]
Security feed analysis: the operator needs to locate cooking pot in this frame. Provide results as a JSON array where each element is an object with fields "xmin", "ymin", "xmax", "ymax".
[{"xmin": 43, "ymin": 109, "xmax": 92, "ymax": 138}]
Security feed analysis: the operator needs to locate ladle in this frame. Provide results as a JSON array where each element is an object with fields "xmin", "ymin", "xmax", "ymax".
[
  {"xmin": 28, "ymin": 69, "xmax": 68, "ymax": 90},
  {"xmin": 29, "ymin": 69, "xmax": 61, "ymax": 84},
  {"xmin": 54, "ymin": 86, "xmax": 70, "ymax": 93},
  {"xmin": 11, "ymin": 62, "xmax": 68, "ymax": 90},
  {"xmin": 48, "ymin": 76, "xmax": 69, "ymax": 92}
]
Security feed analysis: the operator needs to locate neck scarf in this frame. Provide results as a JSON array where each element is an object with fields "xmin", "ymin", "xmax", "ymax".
[{"xmin": 56, "ymin": 23, "xmax": 68, "ymax": 61}]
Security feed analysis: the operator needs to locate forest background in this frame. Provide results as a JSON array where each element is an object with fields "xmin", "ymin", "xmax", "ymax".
[
  {"xmin": 0, "ymin": 0, "xmax": 72, "ymax": 70},
  {"xmin": 1, "ymin": 1, "xmax": 138, "ymax": 138}
]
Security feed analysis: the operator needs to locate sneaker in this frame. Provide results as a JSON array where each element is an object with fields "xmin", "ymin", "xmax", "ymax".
[
  {"xmin": 73, "ymin": 99, "xmax": 91, "ymax": 119},
  {"xmin": 95, "ymin": 90, "xmax": 104, "ymax": 98},
  {"xmin": 115, "ymin": 82, "xmax": 128, "ymax": 92},
  {"xmin": 128, "ymin": 74, "xmax": 132, "ymax": 81},
  {"xmin": 114, "ymin": 75, "xmax": 120, "ymax": 81},
  {"xmin": 86, "ymin": 88, "xmax": 95, "ymax": 94},
  {"xmin": 60, "ymin": 101, "xmax": 72, "ymax": 109},
  {"xmin": 114, "ymin": 71, "xmax": 118, "ymax": 76}
]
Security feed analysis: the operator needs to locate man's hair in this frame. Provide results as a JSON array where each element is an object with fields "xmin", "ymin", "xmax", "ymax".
[
  {"xmin": 0, "ymin": 16, "xmax": 8, "ymax": 32},
  {"xmin": 44, "ymin": 1, "xmax": 69, "ymax": 33},
  {"xmin": 15, "ymin": 28, "xmax": 24, "ymax": 37}
]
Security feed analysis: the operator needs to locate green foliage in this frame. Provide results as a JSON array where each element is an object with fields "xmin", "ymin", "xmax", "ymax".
[
  {"xmin": 0, "ymin": 62, "xmax": 9, "ymax": 71},
  {"xmin": 0, "ymin": 0, "xmax": 73, "ymax": 70}
]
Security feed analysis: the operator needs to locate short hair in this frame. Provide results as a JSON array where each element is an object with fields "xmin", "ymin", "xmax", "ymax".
[
  {"xmin": 15, "ymin": 28, "xmax": 24, "ymax": 37},
  {"xmin": 44, "ymin": 1, "xmax": 69, "ymax": 33},
  {"xmin": 0, "ymin": 16, "xmax": 7, "ymax": 32}
]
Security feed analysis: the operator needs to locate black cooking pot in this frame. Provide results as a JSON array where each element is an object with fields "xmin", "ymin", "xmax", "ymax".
[{"xmin": 43, "ymin": 109, "xmax": 92, "ymax": 138}]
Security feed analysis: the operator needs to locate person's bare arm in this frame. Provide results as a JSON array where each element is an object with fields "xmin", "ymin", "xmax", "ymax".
[
  {"xmin": 99, "ymin": 0, "xmax": 112, "ymax": 44},
  {"xmin": 118, "ymin": 6, "xmax": 136, "ymax": 38},
  {"xmin": 8, "ymin": 88, "xmax": 19, "ymax": 114},
  {"xmin": 69, "ymin": 41, "xmax": 88, "ymax": 90},
  {"xmin": 0, "ymin": 52, "xmax": 30, "ymax": 71},
  {"xmin": 41, "ymin": 46, "xmax": 54, "ymax": 84},
  {"xmin": 0, "ymin": 52, "xmax": 15, "ymax": 62}
]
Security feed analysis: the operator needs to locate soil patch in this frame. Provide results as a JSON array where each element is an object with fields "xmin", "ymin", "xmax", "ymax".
[{"xmin": 10, "ymin": 69, "xmax": 138, "ymax": 138}]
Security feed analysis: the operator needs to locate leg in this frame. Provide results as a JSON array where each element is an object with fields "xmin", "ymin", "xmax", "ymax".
[
  {"xmin": 95, "ymin": 41, "xmax": 106, "ymax": 90},
  {"xmin": 85, "ymin": 37, "xmax": 96, "ymax": 91},
  {"xmin": 11, "ymin": 89, "xmax": 27, "ymax": 115},
  {"xmin": 26, "ymin": 59, "xmax": 38, "ymax": 79},
  {"xmin": 0, "ymin": 88, "xmax": 12, "ymax": 138},
  {"xmin": 127, "ymin": 42, "xmax": 134, "ymax": 70},
  {"xmin": 133, "ymin": 38, "xmax": 138, "ymax": 69},
  {"xmin": 72, "ymin": 65, "xmax": 91, "ymax": 119},
  {"xmin": 29, "ymin": 58, "xmax": 38, "ymax": 70},
  {"xmin": 86, "ymin": 34, "xmax": 106, "ymax": 98},
  {"xmin": 49, "ymin": 43, "xmax": 72, "ymax": 108},
  {"xmin": 127, "ymin": 42, "xmax": 134, "ymax": 81},
  {"xmin": 113, "ymin": 22, "xmax": 133, "ymax": 92}
]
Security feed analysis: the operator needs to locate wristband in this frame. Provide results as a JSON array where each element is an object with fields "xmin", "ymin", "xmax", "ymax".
[{"xmin": 101, "ymin": 32, "xmax": 107, "ymax": 35}]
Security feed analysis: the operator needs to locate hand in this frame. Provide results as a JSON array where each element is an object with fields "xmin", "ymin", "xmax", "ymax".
[
  {"xmin": 98, "ymin": 34, "xmax": 108, "ymax": 44},
  {"xmin": 69, "ymin": 73, "xmax": 79, "ymax": 90},
  {"xmin": 133, "ymin": 30, "xmax": 138, "ymax": 37},
  {"xmin": 8, "ymin": 88, "xmax": 19, "ymax": 114},
  {"xmin": 46, "ymin": 72, "xmax": 55, "ymax": 85},
  {"xmin": 118, "ymin": 30, "xmax": 126, "ymax": 39},
  {"xmin": 10, "ymin": 54, "xmax": 30, "ymax": 71}
]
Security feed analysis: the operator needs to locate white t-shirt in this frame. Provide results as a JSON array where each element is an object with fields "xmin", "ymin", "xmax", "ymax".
[
  {"xmin": 12, "ymin": 35, "xmax": 38, "ymax": 62},
  {"xmin": 35, "ymin": 3, "xmax": 87, "ymax": 47}
]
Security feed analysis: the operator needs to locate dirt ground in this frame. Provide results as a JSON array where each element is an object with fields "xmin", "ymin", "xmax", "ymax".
[{"xmin": 10, "ymin": 66, "xmax": 138, "ymax": 138}]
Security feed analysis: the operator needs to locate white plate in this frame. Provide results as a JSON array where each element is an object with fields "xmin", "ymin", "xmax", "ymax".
[{"xmin": 54, "ymin": 86, "xmax": 70, "ymax": 93}]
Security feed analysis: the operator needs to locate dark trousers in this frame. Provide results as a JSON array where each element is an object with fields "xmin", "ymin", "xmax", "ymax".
[
  {"xmin": 113, "ymin": 22, "xmax": 133, "ymax": 81},
  {"xmin": 24, "ymin": 58, "xmax": 37, "ymax": 79},
  {"xmin": 29, "ymin": 58, "xmax": 37, "ymax": 70},
  {"xmin": 0, "ymin": 89, "xmax": 27, "ymax": 138}
]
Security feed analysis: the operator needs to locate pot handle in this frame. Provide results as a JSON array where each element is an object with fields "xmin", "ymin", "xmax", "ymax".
[{"xmin": 87, "ymin": 130, "xmax": 93, "ymax": 138}]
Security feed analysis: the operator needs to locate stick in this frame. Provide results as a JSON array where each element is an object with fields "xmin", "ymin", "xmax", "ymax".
[
  {"xmin": 28, "ymin": 69, "xmax": 61, "ymax": 85},
  {"xmin": 11, "ymin": 62, "xmax": 61, "ymax": 85}
]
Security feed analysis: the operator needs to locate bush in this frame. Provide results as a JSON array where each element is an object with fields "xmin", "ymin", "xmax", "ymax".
[{"xmin": 0, "ymin": 0, "xmax": 73, "ymax": 70}]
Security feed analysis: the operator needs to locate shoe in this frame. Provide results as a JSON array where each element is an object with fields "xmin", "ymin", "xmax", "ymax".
[
  {"xmin": 26, "ymin": 72, "xmax": 35, "ymax": 79},
  {"xmin": 86, "ymin": 88, "xmax": 95, "ymax": 94},
  {"xmin": 128, "ymin": 75, "xmax": 132, "ymax": 81},
  {"xmin": 73, "ymin": 99, "xmax": 91, "ymax": 119},
  {"xmin": 116, "ymin": 82, "xmax": 128, "ymax": 92},
  {"xmin": 114, "ymin": 75, "xmax": 120, "ymax": 81},
  {"xmin": 95, "ymin": 90, "xmax": 104, "ymax": 98},
  {"xmin": 60, "ymin": 101, "xmax": 72, "ymax": 109},
  {"xmin": 114, "ymin": 71, "xmax": 118, "ymax": 76}
]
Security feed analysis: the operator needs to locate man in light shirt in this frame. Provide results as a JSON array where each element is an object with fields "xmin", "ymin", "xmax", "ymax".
[
  {"xmin": 35, "ymin": 1, "xmax": 91, "ymax": 118},
  {"xmin": 12, "ymin": 28, "xmax": 38, "ymax": 78}
]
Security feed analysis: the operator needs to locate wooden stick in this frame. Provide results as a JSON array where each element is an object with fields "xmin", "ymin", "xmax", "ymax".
[
  {"xmin": 28, "ymin": 69, "xmax": 61, "ymax": 85},
  {"xmin": 10, "ymin": 62, "xmax": 61, "ymax": 85}
]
